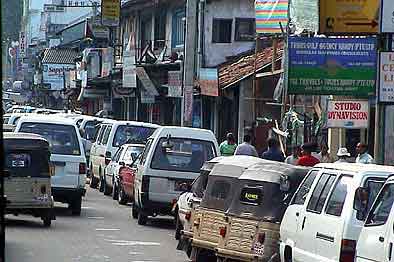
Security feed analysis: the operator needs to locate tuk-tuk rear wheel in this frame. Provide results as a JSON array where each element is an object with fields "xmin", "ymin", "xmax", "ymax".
[
  {"xmin": 131, "ymin": 204, "xmax": 139, "ymax": 219},
  {"xmin": 42, "ymin": 217, "xmax": 51, "ymax": 227},
  {"xmin": 71, "ymin": 197, "xmax": 82, "ymax": 216}
]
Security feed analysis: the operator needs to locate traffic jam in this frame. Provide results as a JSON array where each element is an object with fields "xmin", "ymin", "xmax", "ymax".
[{"xmin": 3, "ymin": 107, "xmax": 394, "ymax": 262}]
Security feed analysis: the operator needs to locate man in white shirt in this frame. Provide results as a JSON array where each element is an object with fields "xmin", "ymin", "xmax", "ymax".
[
  {"xmin": 234, "ymin": 134, "xmax": 258, "ymax": 157},
  {"xmin": 355, "ymin": 143, "xmax": 374, "ymax": 164}
]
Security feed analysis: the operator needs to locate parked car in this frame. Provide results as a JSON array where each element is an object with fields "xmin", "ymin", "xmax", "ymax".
[
  {"xmin": 215, "ymin": 162, "xmax": 310, "ymax": 262},
  {"xmin": 15, "ymin": 115, "xmax": 87, "ymax": 215},
  {"xmin": 89, "ymin": 121, "xmax": 159, "ymax": 191},
  {"xmin": 105, "ymin": 143, "xmax": 145, "ymax": 197},
  {"xmin": 3, "ymin": 124, "xmax": 15, "ymax": 132},
  {"xmin": 3, "ymin": 112, "xmax": 31, "ymax": 126},
  {"xmin": 132, "ymin": 126, "xmax": 219, "ymax": 226},
  {"xmin": 3, "ymin": 132, "xmax": 56, "ymax": 226},
  {"xmin": 356, "ymin": 175, "xmax": 394, "ymax": 262},
  {"xmin": 279, "ymin": 163, "xmax": 394, "ymax": 262}
]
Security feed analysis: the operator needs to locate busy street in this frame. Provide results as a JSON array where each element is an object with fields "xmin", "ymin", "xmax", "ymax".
[{"xmin": 5, "ymin": 186, "xmax": 187, "ymax": 262}]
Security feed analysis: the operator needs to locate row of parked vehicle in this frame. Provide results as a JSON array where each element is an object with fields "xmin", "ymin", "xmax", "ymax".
[{"xmin": 172, "ymin": 156, "xmax": 394, "ymax": 262}]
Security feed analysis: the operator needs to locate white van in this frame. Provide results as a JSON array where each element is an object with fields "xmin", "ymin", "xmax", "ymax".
[
  {"xmin": 356, "ymin": 175, "xmax": 394, "ymax": 262},
  {"xmin": 132, "ymin": 126, "xmax": 219, "ymax": 225},
  {"xmin": 280, "ymin": 163, "xmax": 394, "ymax": 262},
  {"xmin": 15, "ymin": 115, "xmax": 87, "ymax": 215},
  {"xmin": 89, "ymin": 120, "xmax": 160, "ymax": 194}
]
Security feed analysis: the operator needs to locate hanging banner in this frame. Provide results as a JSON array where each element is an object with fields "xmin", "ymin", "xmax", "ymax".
[
  {"xmin": 101, "ymin": 0, "xmax": 120, "ymax": 27},
  {"xmin": 135, "ymin": 67, "xmax": 159, "ymax": 96},
  {"xmin": 384, "ymin": 105, "xmax": 394, "ymax": 165},
  {"xmin": 123, "ymin": 50, "xmax": 137, "ymax": 88},
  {"xmin": 19, "ymin": 32, "xmax": 26, "ymax": 58},
  {"xmin": 255, "ymin": 0, "xmax": 288, "ymax": 34},
  {"xmin": 319, "ymin": 0, "xmax": 379, "ymax": 34},
  {"xmin": 379, "ymin": 52, "xmax": 394, "ymax": 103},
  {"xmin": 288, "ymin": 37, "xmax": 377, "ymax": 96},
  {"xmin": 199, "ymin": 68, "xmax": 219, "ymax": 97},
  {"xmin": 140, "ymin": 89, "xmax": 155, "ymax": 104},
  {"xmin": 167, "ymin": 71, "xmax": 182, "ymax": 97},
  {"xmin": 183, "ymin": 85, "xmax": 194, "ymax": 122},
  {"xmin": 101, "ymin": 47, "xmax": 113, "ymax": 77},
  {"xmin": 326, "ymin": 100, "xmax": 369, "ymax": 129},
  {"xmin": 381, "ymin": 0, "xmax": 394, "ymax": 33}
]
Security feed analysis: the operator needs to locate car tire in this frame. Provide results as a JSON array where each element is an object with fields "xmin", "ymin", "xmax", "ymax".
[
  {"xmin": 118, "ymin": 183, "xmax": 128, "ymax": 205},
  {"xmin": 99, "ymin": 170, "xmax": 104, "ymax": 192},
  {"xmin": 42, "ymin": 217, "xmax": 51, "ymax": 227},
  {"xmin": 103, "ymin": 175, "xmax": 112, "ymax": 196},
  {"xmin": 131, "ymin": 204, "xmax": 139, "ymax": 219},
  {"xmin": 112, "ymin": 180, "xmax": 118, "ymax": 200},
  {"xmin": 175, "ymin": 213, "xmax": 183, "ymax": 240},
  {"xmin": 71, "ymin": 197, "xmax": 82, "ymax": 216},
  {"xmin": 137, "ymin": 212, "xmax": 148, "ymax": 225},
  {"xmin": 90, "ymin": 167, "xmax": 99, "ymax": 189},
  {"xmin": 284, "ymin": 246, "xmax": 292, "ymax": 262}
]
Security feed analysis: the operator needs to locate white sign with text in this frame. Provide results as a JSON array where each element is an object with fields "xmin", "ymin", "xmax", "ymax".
[
  {"xmin": 381, "ymin": 0, "xmax": 394, "ymax": 33},
  {"xmin": 43, "ymin": 63, "xmax": 75, "ymax": 90},
  {"xmin": 379, "ymin": 52, "xmax": 394, "ymax": 102},
  {"xmin": 326, "ymin": 100, "xmax": 369, "ymax": 129}
]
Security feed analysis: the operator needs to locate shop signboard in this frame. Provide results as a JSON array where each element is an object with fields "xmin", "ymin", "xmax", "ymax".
[
  {"xmin": 140, "ymin": 89, "xmax": 155, "ymax": 104},
  {"xmin": 122, "ymin": 50, "xmax": 137, "ymax": 88},
  {"xmin": 183, "ymin": 85, "xmax": 193, "ymax": 122},
  {"xmin": 19, "ymin": 32, "xmax": 26, "ymax": 58},
  {"xmin": 381, "ymin": 0, "xmax": 394, "ymax": 33},
  {"xmin": 319, "ymin": 0, "xmax": 379, "ymax": 34},
  {"xmin": 288, "ymin": 37, "xmax": 377, "ymax": 96},
  {"xmin": 42, "ymin": 63, "xmax": 75, "ymax": 91},
  {"xmin": 326, "ymin": 100, "xmax": 369, "ymax": 129},
  {"xmin": 135, "ymin": 67, "xmax": 159, "ymax": 96},
  {"xmin": 101, "ymin": 0, "xmax": 120, "ymax": 27},
  {"xmin": 384, "ymin": 105, "xmax": 394, "ymax": 165},
  {"xmin": 167, "ymin": 71, "xmax": 182, "ymax": 97},
  {"xmin": 379, "ymin": 52, "xmax": 394, "ymax": 103},
  {"xmin": 199, "ymin": 68, "xmax": 219, "ymax": 97},
  {"xmin": 101, "ymin": 47, "xmax": 113, "ymax": 77}
]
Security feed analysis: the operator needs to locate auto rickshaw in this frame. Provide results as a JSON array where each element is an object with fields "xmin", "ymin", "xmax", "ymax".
[
  {"xmin": 3, "ymin": 132, "xmax": 56, "ymax": 227},
  {"xmin": 215, "ymin": 162, "xmax": 310, "ymax": 262},
  {"xmin": 190, "ymin": 156, "xmax": 271, "ymax": 262}
]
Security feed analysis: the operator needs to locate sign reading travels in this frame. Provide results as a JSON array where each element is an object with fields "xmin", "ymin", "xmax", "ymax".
[
  {"xmin": 288, "ymin": 37, "xmax": 377, "ymax": 96},
  {"xmin": 326, "ymin": 100, "xmax": 369, "ymax": 129},
  {"xmin": 101, "ymin": 0, "xmax": 120, "ymax": 27},
  {"xmin": 379, "ymin": 52, "xmax": 394, "ymax": 102},
  {"xmin": 319, "ymin": 0, "xmax": 379, "ymax": 34},
  {"xmin": 381, "ymin": 0, "xmax": 394, "ymax": 33},
  {"xmin": 255, "ymin": 0, "xmax": 288, "ymax": 34}
]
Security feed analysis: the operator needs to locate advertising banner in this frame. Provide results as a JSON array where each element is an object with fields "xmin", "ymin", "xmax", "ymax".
[
  {"xmin": 135, "ymin": 67, "xmax": 159, "ymax": 96},
  {"xmin": 381, "ymin": 0, "xmax": 394, "ymax": 33},
  {"xmin": 183, "ymin": 85, "xmax": 194, "ymax": 122},
  {"xmin": 101, "ymin": 47, "xmax": 113, "ymax": 77},
  {"xmin": 319, "ymin": 0, "xmax": 379, "ymax": 34},
  {"xmin": 101, "ymin": 0, "xmax": 120, "ymax": 27},
  {"xmin": 19, "ymin": 32, "xmax": 26, "ymax": 58},
  {"xmin": 199, "ymin": 68, "xmax": 219, "ymax": 97},
  {"xmin": 167, "ymin": 71, "xmax": 182, "ymax": 97},
  {"xmin": 255, "ymin": 0, "xmax": 288, "ymax": 34},
  {"xmin": 122, "ymin": 50, "xmax": 137, "ymax": 88},
  {"xmin": 288, "ymin": 37, "xmax": 377, "ymax": 96},
  {"xmin": 43, "ymin": 63, "xmax": 75, "ymax": 90},
  {"xmin": 379, "ymin": 52, "xmax": 394, "ymax": 103},
  {"xmin": 326, "ymin": 100, "xmax": 369, "ymax": 129}
]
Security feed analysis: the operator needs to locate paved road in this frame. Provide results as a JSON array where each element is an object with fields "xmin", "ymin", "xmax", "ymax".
[{"xmin": 5, "ymin": 187, "xmax": 188, "ymax": 262}]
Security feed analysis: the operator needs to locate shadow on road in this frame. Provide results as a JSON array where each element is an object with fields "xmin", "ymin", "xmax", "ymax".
[
  {"xmin": 5, "ymin": 217, "xmax": 46, "ymax": 229},
  {"xmin": 144, "ymin": 217, "xmax": 176, "ymax": 230}
]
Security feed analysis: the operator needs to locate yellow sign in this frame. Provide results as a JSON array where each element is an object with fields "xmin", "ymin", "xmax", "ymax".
[
  {"xmin": 319, "ymin": 0, "xmax": 379, "ymax": 34},
  {"xmin": 101, "ymin": 0, "xmax": 120, "ymax": 27}
]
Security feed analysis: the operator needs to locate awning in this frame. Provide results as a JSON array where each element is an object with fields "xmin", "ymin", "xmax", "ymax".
[
  {"xmin": 42, "ymin": 48, "xmax": 79, "ymax": 64},
  {"xmin": 135, "ymin": 67, "xmax": 159, "ymax": 96}
]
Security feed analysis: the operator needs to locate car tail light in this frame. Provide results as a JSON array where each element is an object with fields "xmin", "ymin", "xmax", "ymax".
[
  {"xmin": 79, "ymin": 163, "xmax": 86, "ymax": 174},
  {"xmin": 40, "ymin": 185, "xmax": 47, "ymax": 194},
  {"xmin": 340, "ymin": 239, "xmax": 356, "ymax": 262},
  {"xmin": 141, "ymin": 176, "xmax": 150, "ymax": 192},
  {"xmin": 219, "ymin": 226, "xmax": 227, "ymax": 238},
  {"xmin": 185, "ymin": 212, "xmax": 191, "ymax": 221},
  {"xmin": 105, "ymin": 158, "xmax": 111, "ymax": 165},
  {"xmin": 257, "ymin": 232, "xmax": 266, "ymax": 244}
]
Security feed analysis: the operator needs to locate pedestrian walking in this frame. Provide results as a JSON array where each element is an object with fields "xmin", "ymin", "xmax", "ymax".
[
  {"xmin": 261, "ymin": 137, "xmax": 285, "ymax": 162},
  {"xmin": 335, "ymin": 147, "xmax": 351, "ymax": 163},
  {"xmin": 285, "ymin": 145, "xmax": 301, "ymax": 165},
  {"xmin": 355, "ymin": 143, "xmax": 374, "ymax": 164},
  {"xmin": 297, "ymin": 143, "xmax": 320, "ymax": 167},
  {"xmin": 219, "ymin": 132, "xmax": 237, "ymax": 156},
  {"xmin": 234, "ymin": 134, "xmax": 258, "ymax": 157},
  {"xmin": 318, "ymin": 143, "xmax": 334, "ymax": 163}
]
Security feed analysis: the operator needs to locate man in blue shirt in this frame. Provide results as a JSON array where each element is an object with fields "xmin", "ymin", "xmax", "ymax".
[{"xmin": 261, "ymin": 137, "xmax": 285, "ymax": 162}]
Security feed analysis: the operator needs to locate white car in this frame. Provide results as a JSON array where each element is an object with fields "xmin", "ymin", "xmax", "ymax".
[
  {"xmin": 15, "ymin": 115, "xmax": 87, "ymax": 215},
  {"xmin": 104, "ymin": 143, "xmax": 145, "ymax": 198}
]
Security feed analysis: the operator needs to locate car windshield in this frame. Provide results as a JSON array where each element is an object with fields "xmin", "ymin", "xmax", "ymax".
[
  {"xmin": 19, "ymin": 122, "xmax": 81, "ymax": 156},
  {"xmin": 151, "ymin": 138, "xmax": 216, "ymax": 173},
  {"xmin": 84, "ymin": 121, "xmax": 102, "ymax": 141},
  {"xmin": 112, "ymin": 125, "xmax": 156, "ymax": 147}
]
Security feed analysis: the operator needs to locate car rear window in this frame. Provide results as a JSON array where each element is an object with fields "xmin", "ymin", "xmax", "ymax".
[
  {"xmin": 112, "ymin": 125, "xmax": 156, "ymax": 147},
  {"xmin": 4, "ymin": 151, "xmax": 50, "ymax": 177},
  {"xmin": 19, "ymin": 122, "xmax": 81, "ymax": 156}
]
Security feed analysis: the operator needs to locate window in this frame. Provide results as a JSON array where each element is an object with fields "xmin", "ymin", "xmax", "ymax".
[
  {"xmin": 307, "ymin": 174, "xmax": 336, "ymax": 213},
  {"xmin": 365, "ymin": 183, "xmax": 394, "ymax": 226},
  {"xmin": 101, "ymin": 125, "xmax": 112, "ymax": 145},
  {"xmin": 154, "ymin": 11, "xmax": 166, "ymax": 49},
  {"xmin": 112, "ymin": 125, "xmax": 156, "ymax": 147},
  {"xmin": 114, "ymin": 148, "xmax": 124, "ymax": 162},
  {"xmin": 172, "ymin": 9, "xmax": 185, "ymax": 48},
  {"xmin": 191, "ymin": 172, "xmax": 209, "ymax": 198},
  {"xmin": 19, "ymin": 123, "xmax": 81, "ymax": 156},
  {"xmin": 122, "ymin": 146, "xmax": 144, "ymax": 162},
  {"xmin": 235, "ymin": 18, "xmax": 255, "ymax": 41},
  {"xmin": 140, "ymin": 139, "xmax": 153, "ymax": 165},
  {"xmin": 292, "ymin": 170, "xmax": 318, "ymax": 205},
  {"xmin": 326, "ymin": 176, "xmax": 352, "ymax": 216},
  {"xmin": 210, "ymin": 180, "xmax": 231, "ymax": 200},
  {"xmin": 212, "ymin": 19, "xmax": 232, "ymax": 43},
  {"xmin": 96, "ymin": 125, "xmax": 106, "ymax": 143},
  {"xmin": 151, "ymin": 138, "xmax": 216, "ymax": 173}
]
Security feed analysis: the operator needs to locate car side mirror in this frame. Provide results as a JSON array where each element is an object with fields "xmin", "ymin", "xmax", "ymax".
[
  {"xmin": 105, "ymin": 151, "xmax": 111, "ymax": 158},
  {"xmin": 354, "ymin": 187, "xmax": 370, "ymax": 220},
  {"xmin": 119, "ymin": 161, "xmax": 125, "ymax": 167}
]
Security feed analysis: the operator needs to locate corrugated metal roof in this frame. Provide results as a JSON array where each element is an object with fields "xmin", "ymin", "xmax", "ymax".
[{"xmin": 42, "ymin": 48, "xmax": 79, "ymax": 64}]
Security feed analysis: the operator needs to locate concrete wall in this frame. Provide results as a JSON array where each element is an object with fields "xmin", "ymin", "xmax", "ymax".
[
  {"xmin": 204, "ymin": 0, "xmax": 255, "ymax": 67},
  {"xmin": 238, "ymin": 78, "xmax": 254, "ymax": 143}
]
